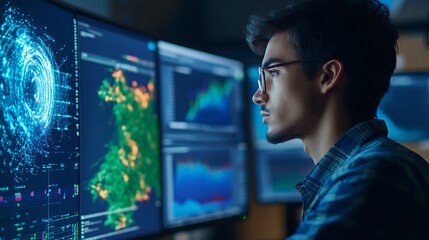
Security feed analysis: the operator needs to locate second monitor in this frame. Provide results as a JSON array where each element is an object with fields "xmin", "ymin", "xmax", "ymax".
[
  {"xmin": 158, "ymin": 41, "xmax": 249, "ymax": 229},
  {"xmin": 78, "ymin": 15, "xmax": 162, "ymax": 239}
]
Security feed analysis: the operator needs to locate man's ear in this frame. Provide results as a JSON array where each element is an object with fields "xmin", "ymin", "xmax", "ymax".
[{"xmin": 319, "ymin": 59, "xmax": 345, "ymax": 94}]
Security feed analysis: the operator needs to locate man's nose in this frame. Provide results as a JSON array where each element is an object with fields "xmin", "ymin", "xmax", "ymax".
[{"xmin": 252, "ymin": 89, "xmax": 268, "ymax": 105}]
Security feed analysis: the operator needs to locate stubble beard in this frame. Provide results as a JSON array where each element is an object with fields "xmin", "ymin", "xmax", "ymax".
[{"xmin": 266, "ymin": 126, "xmax": 297, "ymax": 144}]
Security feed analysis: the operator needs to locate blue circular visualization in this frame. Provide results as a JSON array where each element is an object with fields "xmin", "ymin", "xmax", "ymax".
[
  {"xmin": 0, "ymin": 5, "xmax": 69, "ymax": 182},
  {"xmin": 4, "ymin": 31, "xmax": 56, "ymax": 135}
]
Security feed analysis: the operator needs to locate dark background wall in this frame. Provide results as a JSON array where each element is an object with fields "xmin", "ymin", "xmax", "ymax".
[{"xmin": 55, "ymin": 0, "xmax": 429, "ymax": 64}]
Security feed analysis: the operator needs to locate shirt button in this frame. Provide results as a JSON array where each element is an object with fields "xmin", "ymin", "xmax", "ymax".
[{"xmin": 295, "ymin": 182, "xmax": 307, "ymax": 193}]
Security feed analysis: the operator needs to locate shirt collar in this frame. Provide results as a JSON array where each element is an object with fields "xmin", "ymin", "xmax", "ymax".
[{"xmin": 296, "ymin": 119, "xmax": 388, "ymax": 198}]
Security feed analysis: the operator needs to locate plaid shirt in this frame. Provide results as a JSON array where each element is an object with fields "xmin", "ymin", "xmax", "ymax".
[{"xmin": 288, "ymin": 119, "xmax": 429, "ymax": 240}]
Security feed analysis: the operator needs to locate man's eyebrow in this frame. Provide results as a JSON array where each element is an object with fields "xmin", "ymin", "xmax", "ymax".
[{"xmin": 262, "ymin": 58, "xmax": 282, "ymax": 68}]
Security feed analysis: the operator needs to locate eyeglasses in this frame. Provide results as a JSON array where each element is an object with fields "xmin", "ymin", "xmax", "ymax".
[{"xmin": 257, "ymin": 59, "xmax": 322, "ymax": 94}]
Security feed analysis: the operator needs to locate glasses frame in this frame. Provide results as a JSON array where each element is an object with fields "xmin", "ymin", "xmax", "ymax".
[{"xmin": 257, "ymin": 58, "xmax": 322, "ymax": 94}]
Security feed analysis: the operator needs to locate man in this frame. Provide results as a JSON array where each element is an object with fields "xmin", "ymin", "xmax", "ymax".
[{"xmin": 247, "ymin": 0, "xmax": 429, "ymax": 239}]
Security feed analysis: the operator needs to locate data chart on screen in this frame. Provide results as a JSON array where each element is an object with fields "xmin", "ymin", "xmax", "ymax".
[
  {"xmin": 78, "ymin": 15, "xmax": 162, "ymax": 239},
  {"xmin": 158, "ymin": 41, "xmax": 248, "ymax": 229}
]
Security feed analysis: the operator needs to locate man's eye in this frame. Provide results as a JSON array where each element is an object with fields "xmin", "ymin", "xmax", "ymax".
[{"xmin": 268, "ymin": 69, "xmax": 279, "ymax": 76}]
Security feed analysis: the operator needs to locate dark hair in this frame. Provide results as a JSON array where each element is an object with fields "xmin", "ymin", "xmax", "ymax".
[{"xmin": 246, "ymin": 0, "xmax": 398, "ymax": 124}]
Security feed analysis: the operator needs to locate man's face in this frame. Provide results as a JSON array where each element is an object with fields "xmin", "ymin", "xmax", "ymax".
[{"xmin": 252, "ymin": 31, "xmax": 321, "ymax": 143}]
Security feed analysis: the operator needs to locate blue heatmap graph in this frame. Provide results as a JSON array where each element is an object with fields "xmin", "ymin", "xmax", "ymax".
[
  {"xmin": 174, "ymin": 70, "xmax": 234, "ymax": 125},
  {"xmin": 0, "ymin": 3, "xmax": 73, "ymax": 182},
  {"xmin": 173, "ymin": 153, "xmax": 234, "ymax": 218}
]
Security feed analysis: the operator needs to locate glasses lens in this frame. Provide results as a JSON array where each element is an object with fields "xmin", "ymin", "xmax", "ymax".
[{"xmin": 258, "ymin": 67, "xmax": 265, "ymax": 92}]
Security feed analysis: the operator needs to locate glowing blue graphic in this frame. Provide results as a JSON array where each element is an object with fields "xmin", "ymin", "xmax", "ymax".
[{"xmin": 0, "ymin": 5, "xmax": 72, "ymax": 182}]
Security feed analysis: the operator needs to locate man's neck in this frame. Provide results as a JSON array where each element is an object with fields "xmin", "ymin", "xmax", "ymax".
[{"xmin": 302, "ymin": 110, "xmax": 353, "ymax": 164}]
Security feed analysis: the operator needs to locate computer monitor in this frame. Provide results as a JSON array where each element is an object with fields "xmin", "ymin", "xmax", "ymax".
[
  {"xmin": 247, "ymin": 65, "xmax": 314, "ymax": 203},
  {"xmin": 0, "ymin": 0, "xmax": 79, "ymax": 239},
  {"xmin": 78, "ymin": 15, "xmax": 162, "ymax": 239},
  {"xmin": 158, "ymin": 41, "xmax": 248, "ymax": 229},
  {"xmin": 377, "ymin": 72, "xmax": 429, "ymax": 161}
]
